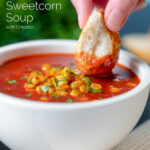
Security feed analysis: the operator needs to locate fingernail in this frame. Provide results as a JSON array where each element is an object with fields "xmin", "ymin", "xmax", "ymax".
[
  {"xmin": 106, "ymin": 9, "xmax": 126, "ymax": 31},
  {"xmin": 78, "ymin": 14, "xmax": 84, "ymax": 29}
]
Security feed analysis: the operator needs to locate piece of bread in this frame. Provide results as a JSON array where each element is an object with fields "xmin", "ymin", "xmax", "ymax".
[
  {"xmin": 123, "ymin": 33, "xmax": 150, "ymax": 65},
  {"xmin": 75, "ymin": 9, "xmax": 121, "ymax": 76}
]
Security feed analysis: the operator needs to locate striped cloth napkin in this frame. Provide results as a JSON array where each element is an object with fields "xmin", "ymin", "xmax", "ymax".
[{"xmin": 113, "ymin": 119, "xmax": 150, "ymax": 150}]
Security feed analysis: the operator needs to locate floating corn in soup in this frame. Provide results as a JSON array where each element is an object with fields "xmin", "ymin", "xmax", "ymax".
[{"xmin": 0, "ymin": 53, "xmax": 140, "ymax": 103}]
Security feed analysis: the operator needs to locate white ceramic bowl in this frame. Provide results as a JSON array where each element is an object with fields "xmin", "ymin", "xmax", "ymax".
[{"xmin": 0, "ymin": 40, "xmax": 149, "ymax": 150}]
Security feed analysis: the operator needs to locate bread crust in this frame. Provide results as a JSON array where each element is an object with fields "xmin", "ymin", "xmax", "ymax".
[{"xmin": 75, "ymin": 9, "xmax": 121, "ymax": 76}]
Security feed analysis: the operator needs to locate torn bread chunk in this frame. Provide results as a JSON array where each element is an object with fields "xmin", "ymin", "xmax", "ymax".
[{"xmin": 75, "ymin": 9, "xmax": 121, "ymax": 76}]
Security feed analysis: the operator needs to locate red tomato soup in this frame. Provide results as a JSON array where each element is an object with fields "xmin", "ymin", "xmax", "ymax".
[{"xmin": 0, "ymin": 53, "xmax": 140, "ymax": 103}]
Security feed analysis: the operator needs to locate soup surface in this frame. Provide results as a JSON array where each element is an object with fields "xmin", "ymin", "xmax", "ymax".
[{"xmin": 0, "ymin": 53, "xmax": 140, "ymax": 103}]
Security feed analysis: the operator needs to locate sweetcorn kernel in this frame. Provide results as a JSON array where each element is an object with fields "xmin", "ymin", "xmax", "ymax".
[
  {"xmin": 126, "ymin": 83, "xmax": 136, "ymax": 87},
  {"xmin": 55, "ymin": 86, "xmax": 64, "ymax": 91},
  {"xmin": 49, "ymin": 68, "xmax": 59, "ymax": 76},
  {"xmin": 48, "ymin": 87, "xmax": 55, "ymax": 95},
  {"xmin": 70, "ymin": 89, "xmax": 80, "ymax": 97},
  {"xmin": 63, "ymin": 72, "xmax": 72, "ymax": 81},
  {"xmin": 111, "ymin": 87, "xmax": 120, "ymax": 93},
  {"xmin": 71, "ymin": 69, "xmax": 78, "ymax": 75},
  {"xmin": 55, "ymin": 85, "xmax": 70, "ymax": 91},
  {"xmin": 62, "ymin": 85, "xmax": 70, "ymax": 90},
  {"xmin": 61, "ymin": 67, "xmax": 69, "ymax": 73},
  {"xmin": 51, "ymin": 78, "xmax": 58, "ymax": 87},
  {"xmin": 30, "ymin": 71, "xmax": 38, "ymax": 77},
  {"xmin": 40, "ymin": 96, "xmax": 49, "ymax": 101},
  {"xmin": 44, "ymin": 82, "xmax": 53, "ymax": 87},
  {"xmin": 55, "ymin": 75, "xmax": 64, "ymax": 81},
  {"xmin": 54, "ymin": 91, "xmax": 68, "ymax": 96},
  {"xmin": 24, "ymin": 83, "xmax": 36, "ymax": 89},
  {"xmin": 79, "ymin": 84, "xmax": 87, "ymax": 93},
  {"xmin": 38, "ymin": 74, "xmax": 45, "ymax": 82},
  {"xmin": 41, "ymin": 64, "xmax": 51, "ymax": 72},
  {"xmin": 91, "ymin": 83, "xmax": 102, "ymax": 90},
  {"xmin": 44, "ymin": 73, "xmax": 51, "ymax": 79},
  {"xmin": 32, "ymin": 77, "xmax": 40, "ymax": 85},
  {"xmin": 58, "ymin": 81, "xmax": 68, "ymax": 86},
  {"xmin": 45, "ymin": 79, "xmax": 53, "ymax": 86},
  {"xmin": 36, "ymin": 85, "xmax": 42, "ymax": 94},
  {"xmin": 71, "ymin": 81, "xmax": 81, "ymax": 89}
]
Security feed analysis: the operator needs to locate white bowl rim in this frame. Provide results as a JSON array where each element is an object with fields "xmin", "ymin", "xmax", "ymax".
[{"xmin": 0, "ymin": 39, "xmax": 149, "ymax": 110}]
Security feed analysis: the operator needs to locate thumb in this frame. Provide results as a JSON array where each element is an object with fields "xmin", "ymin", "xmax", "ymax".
[
  {"xmin": 71, "ymin": 0, "xmax": 93, "ymax": 29},
  {"xmin": 105, "ymin": 0, "xmax": 139, "ymax": 32}
]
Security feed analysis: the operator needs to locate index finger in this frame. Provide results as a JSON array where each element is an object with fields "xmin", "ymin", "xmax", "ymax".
[{"xmin": 71, "ymin": 0, "xmax": 94, "ymax": 29}]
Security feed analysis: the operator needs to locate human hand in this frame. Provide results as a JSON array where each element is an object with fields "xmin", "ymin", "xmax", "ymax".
[{"xmin": 71, "ymin": 0, "xmax": 146, "ymax": 31}]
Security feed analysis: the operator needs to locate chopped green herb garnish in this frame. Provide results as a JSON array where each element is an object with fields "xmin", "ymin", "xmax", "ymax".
[
  {"xmin": 80, "ymin": 94, "xmax": 85, "ymax": 97},
  {"xmin": 66, "ymin": 67, "xmax": 76, "ymax": 76},
  {"xmin": 72, "ymin": 72, "xmax": 76, "ymax": 76},
  {"xmin": 53, "ymin": 93, "xmax": 60, "ymax": 98},
  {"xmin": 84, "ymin": 61, "xmax": 88, "ymax": 64},
  {"xmin": 91, "ymin": 55, "xmax": 95, "ymax": 58},
  {"xmin": 54, "ymin": 78, "xmax": 58, "ymax": 86},
  {"xmin": 25, "ymin": 93, "xmax": 32, "ymax": 97},
  {"xmin": 82, "ymin": 77, "xmax": 90, "ymax": 81},
  {"xmin": 66, "ymin": 98, "xmax": 73, "ymax": 103},
  {"xmin": 82, "ymin": 77, "xmax": 91, "ymax": 92},
  {"xmin": 6, "ymin": 80, "xmax": 17, "ymax": 84},
  {"xmin": 60, "ymin": 77, "xmax": 67, "ymax": 81},
  {"xmin": 27, "ymin": 80, "xmax": 32, "ymax": 83},
  {"xmin": 90, "ymin": 89, "xmax": 102, "ymax": 93},
  {"xmin": 54, "ymin": 67, "xmax": 62, "ymax": 70},
  {"xmin": 20, "ymin": 76, "xmax": 28, "ymax": 80},
  {"xmin": 41, "ymin": 85, "xmax": 49, "ymax": 93},
  {"xmin": 14, "ymin": 85, "xmax": 17, "ymax": 87},
  {"xmin": 66, "ymin": 67, "xmax": 71, "ymax": 72},
  {"xmin": 86, "ymin": 80, "xmax": 91, "ymax": 92}
]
